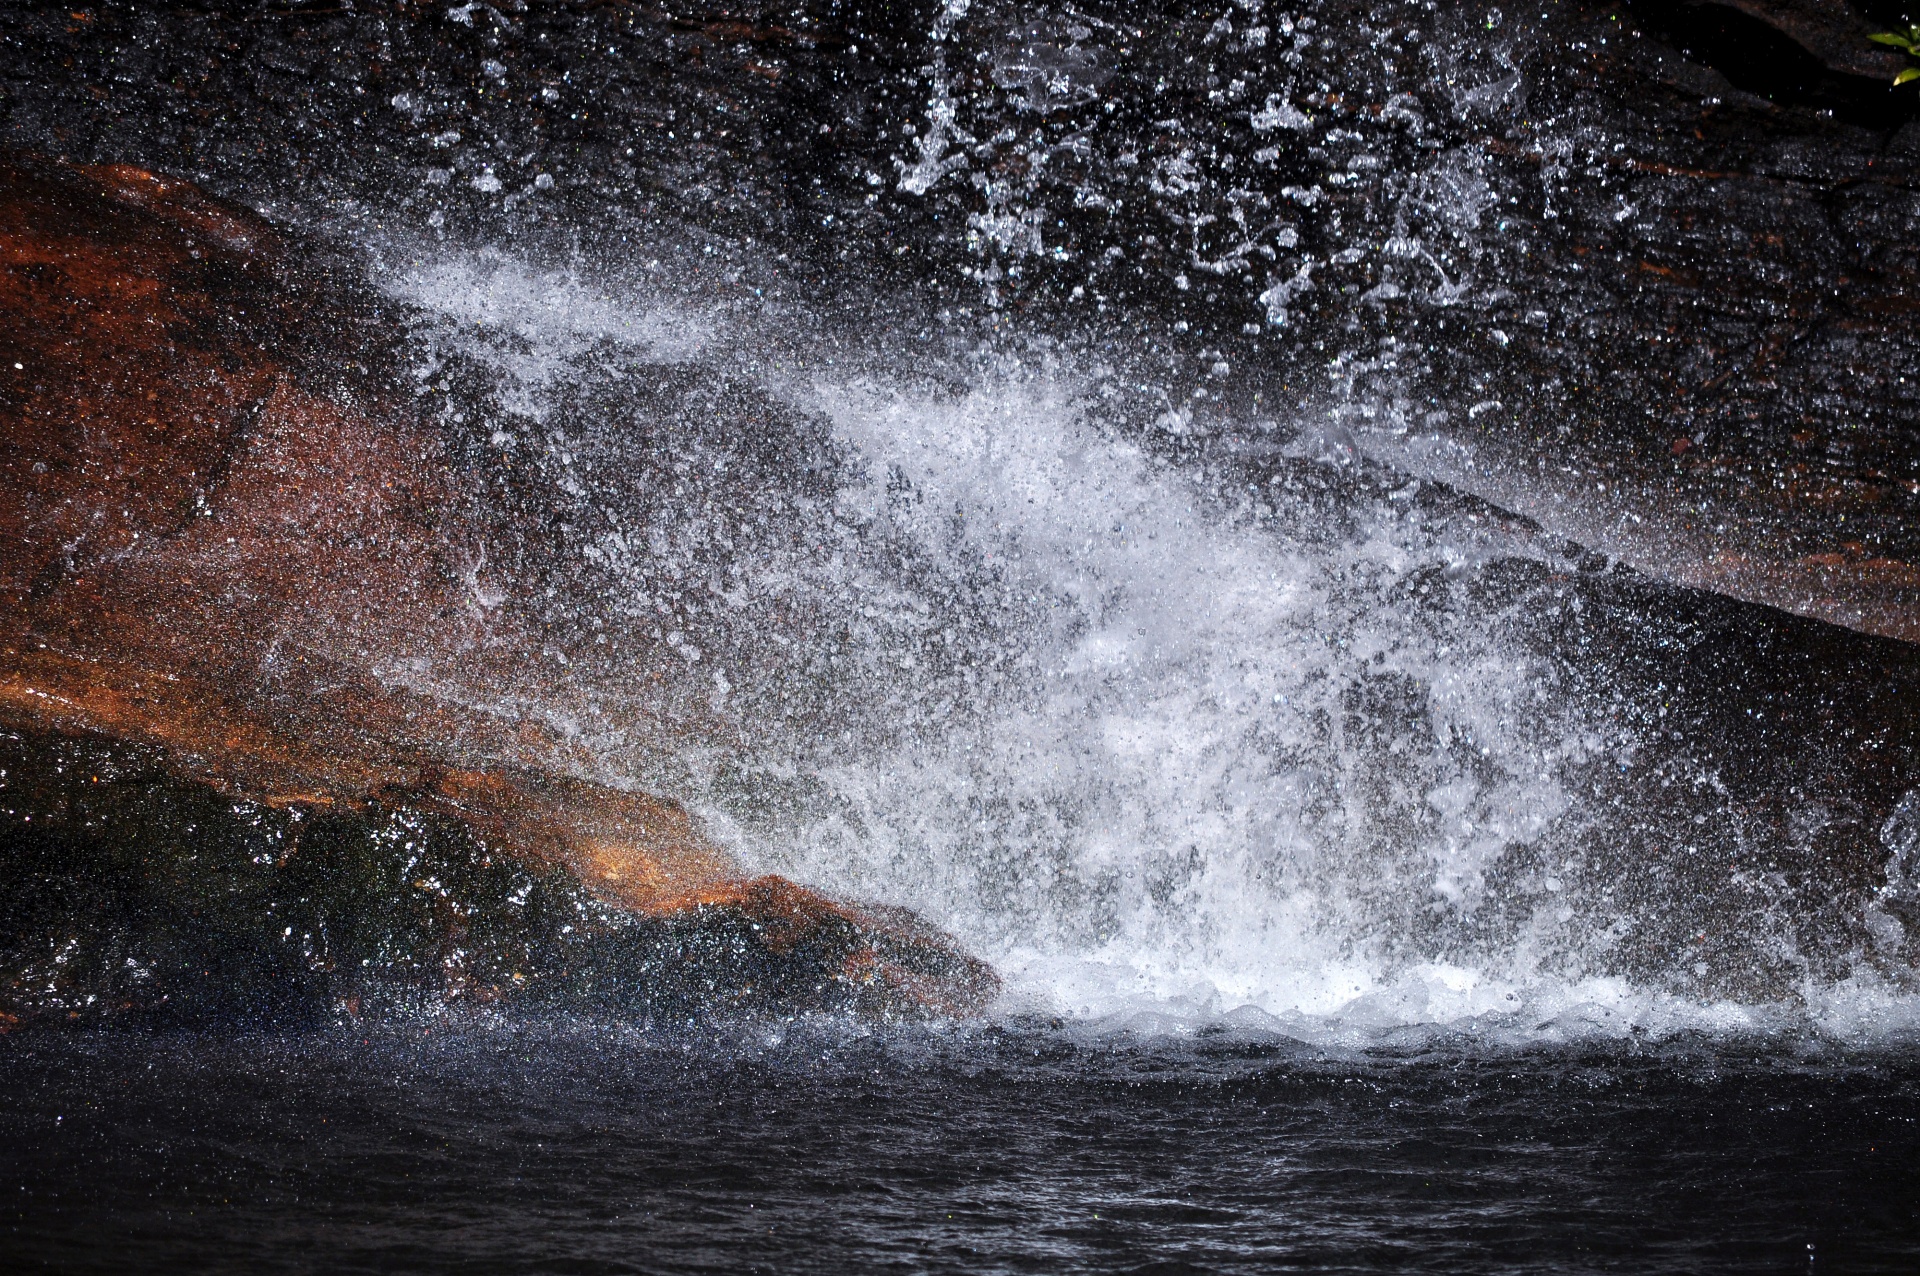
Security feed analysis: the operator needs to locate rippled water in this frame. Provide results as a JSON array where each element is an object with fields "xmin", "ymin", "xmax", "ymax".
[{"xmin": 6, "ymin": 1022, "xmax": 1920, "ymax": 1273}]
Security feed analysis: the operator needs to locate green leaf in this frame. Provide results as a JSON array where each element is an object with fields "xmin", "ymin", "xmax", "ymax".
[
  {"xmin": 1870, "ymin": 31, "xmax": 1910, "ymax": 46},
  {"xmin": 1897, "ymin": 66, "xmax": 1920, "ymax": 85}
]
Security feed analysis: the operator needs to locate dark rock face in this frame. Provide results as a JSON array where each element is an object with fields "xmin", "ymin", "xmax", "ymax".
[
  {"xmin": 1445, "ymin": 557, "xmax": 1920, "ymax": 996},
  {"xmin": 1674, "ymin": 0, "xmax": 1906, "ymax": 80},
  {"xmin": 1350, "ymin": 1, "xmax": 1920, "ymax": 644},
  {"xmin": 12, "ymin": 1, "xmax": 1912, "ymax": 639},
  {"xmin": 0, "ymin": 727, "xmax": 995, "ymax": 1029},
  {"xmin": 0, "ymin": 154, "xmax": 997, "ymax": 1024}
]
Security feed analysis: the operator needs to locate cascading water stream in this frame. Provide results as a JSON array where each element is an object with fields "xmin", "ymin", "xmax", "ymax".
[
  {"xmin": 380, "ymin": 248, "xmax": 1920, "ymax": 1045},
  {"xmin": 0, "ymin": 0, "xmax": 1915, "ymax": 1047}
]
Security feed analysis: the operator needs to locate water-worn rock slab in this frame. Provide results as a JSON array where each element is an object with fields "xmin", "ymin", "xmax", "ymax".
[
  {"xmin": 0, "ymin": 725, "xmax": 997, "ymax": 1027},
  {"xmin": 0, "ymin": 153, "xmax": 996, "ymax": 1022}
]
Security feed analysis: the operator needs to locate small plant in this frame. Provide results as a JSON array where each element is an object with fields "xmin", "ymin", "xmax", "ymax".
[{"xmin": 1869, "ymin": 25, "xmax": 1920, "ymax": 85}]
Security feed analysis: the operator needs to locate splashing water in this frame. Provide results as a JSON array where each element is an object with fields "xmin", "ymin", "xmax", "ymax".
[
  {"xmin": 778, "ymin": 366, "xmax": 1563, "ymax": 1017},
  {"xmin": 374, "ymin": 245, "xmax": 1920, "ymax": 1047},
  {"xmin": 14, "ymin": 9, "xmax": 1920, "ymax": 1272},
  {"xmin": 1, "ymin": 0, "xmax": 1904, "ymax": 1047}
]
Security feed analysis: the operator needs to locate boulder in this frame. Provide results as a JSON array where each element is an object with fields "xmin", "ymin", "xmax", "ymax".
[{"xmin": 0, "ymin": 153, "xmax": 996, "ymax": 1022}]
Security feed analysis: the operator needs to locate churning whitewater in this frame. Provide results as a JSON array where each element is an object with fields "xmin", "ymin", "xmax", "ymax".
[{"xmin": 379, "ymin": 249, "xmax": 1920, "ymax": 1046}]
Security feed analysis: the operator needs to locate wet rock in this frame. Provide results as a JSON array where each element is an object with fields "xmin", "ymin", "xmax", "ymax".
[
  {"xmin": 0, "ymin": 154, "xmax": 996, "ymax": 1021},
  {"xmin": 0, "ymin": 151, "xmax": 706, "ymax": 895},
  {"xmin": 1696, "ymin": 0, "xmax": 1906, "ymax": 79},
  {"xmin": 631, "ymin": 876, "xmax": 1002, "ymax": 1020},
  {"xmin": 1344, "ymin": 1, "xmax": 1920, "ymax": 645},
  {"xmin": 0, "ymin": 726, "xmax": 996, "ymax": 1027},
  {"xmin": 15, "ymin": 5, "xmax": 1920, "ymax": 644}
]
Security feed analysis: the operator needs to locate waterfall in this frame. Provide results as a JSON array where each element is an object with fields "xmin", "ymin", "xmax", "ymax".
[{"xmin": 383, "ymin": 247, "xmax": 1920, "ymax": 1044}]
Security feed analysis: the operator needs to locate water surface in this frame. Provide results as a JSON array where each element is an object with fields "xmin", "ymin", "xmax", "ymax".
[{"xmin": 5, "ymin": 1022, "xmax": 1918, "ymax": 1273}]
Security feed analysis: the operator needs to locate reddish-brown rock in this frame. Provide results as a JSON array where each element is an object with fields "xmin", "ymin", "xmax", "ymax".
[{"xmin": 0, "ymin": 153, "xmax": 995, "ymax": 1017}]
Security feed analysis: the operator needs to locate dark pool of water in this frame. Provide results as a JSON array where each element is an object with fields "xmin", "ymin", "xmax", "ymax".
[{"xmin": 3, "ymin": 1020, "xmax": 1916, "ymax": 1274}]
